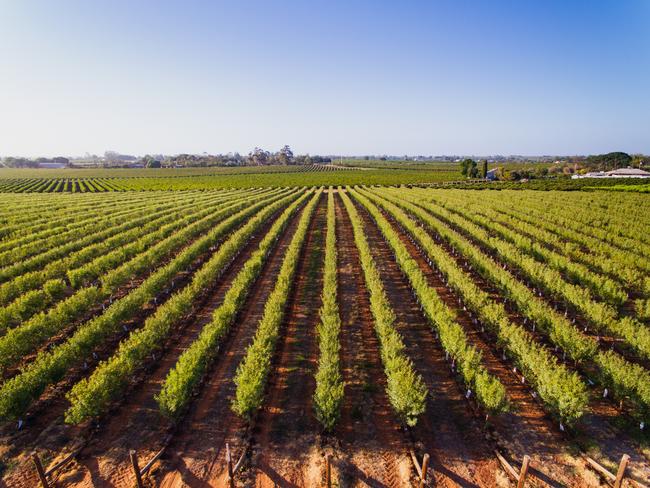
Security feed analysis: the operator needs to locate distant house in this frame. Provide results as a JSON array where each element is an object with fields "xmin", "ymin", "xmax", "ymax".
[
  {"xmin": 572, "ymin": 167, "xmax": 650, "ymax": 179},
  {"xmin": 486, "ymin": 168, "xmax": 498, "ymax": 181}
]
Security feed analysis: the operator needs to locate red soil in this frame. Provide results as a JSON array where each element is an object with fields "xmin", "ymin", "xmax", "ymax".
[
  {"xmin": 377, "ymin": 201, "xmax": 598, "ymax": 486},
  {"xmin": 379, "ymin": 197, "xmax": 649, "ymax": 486},
  {"xmin": 250, "ymin": 193, "xmax": 326, "ymax": 487},
  {"xmin": 354, "ymin": 197, "xmax": 499, "ymax": 488},
  {"xmin": 2, "ymin": 191, "xmax": 646, "ymax": 488},
  {"xmin": 156, "ymin": 200, "xmax": 307, "ymax": 488},
  {"xmin": 0, "ymin": 207, "xmax": 284, "ymax": 488},
  {"xmin": 58, "ymin": 206, "xmax": 287, "ymax": 488},
  {"xmin": 329, "ymin": 191, "xmax": 412, "ymax": 488}
]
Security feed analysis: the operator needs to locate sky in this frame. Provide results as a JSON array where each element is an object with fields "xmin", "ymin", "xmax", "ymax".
[{"xmin": 0, "ymin": 0, "xmax": 648, "ymax": 157}]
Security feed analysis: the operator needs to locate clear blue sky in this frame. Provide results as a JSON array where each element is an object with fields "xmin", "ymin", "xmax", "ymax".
[{"xmin": 1, "ymin": 0, "xmax": 648, "ymax": 157}]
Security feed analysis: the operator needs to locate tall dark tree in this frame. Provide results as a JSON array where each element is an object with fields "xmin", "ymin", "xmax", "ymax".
[{"xmin": 460, "ymin": 158, "xmax": 477, "ymax": 177}]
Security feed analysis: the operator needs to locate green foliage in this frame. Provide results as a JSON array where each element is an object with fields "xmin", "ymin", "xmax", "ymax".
[
  {"xmin": 0, "ymin": 279, "xmax": 65, "ymax": 334},
  {"xmin": 362, "ymin": 188, "xmax": 587, "ymax": 422},
  {"xmin": 142, "ymin": 155, "xmax": 161, "ymax": 168},
  {"xmin": 385, "ymin": 187, "xmax": 650, "ymax": 421},
  {"xmin": 0, "ymin": 191, "xmax": 281, "ymax": 373},
  {"xmin": 415, "ymin": 189, "xmax": 650, "ymax": 361},
  {"xmin": 351, "ymin": 189, "xmax": 508, "ymax": 418},
  {"xmin": 156, "ymin": 191, "xmax": 310, "ymax": 419},
  {"xmin": 313, "ymin": 190, "xmax": 345, "ymax": 430},
  {"xmin": 0, "ymin": 166, "xmax": 462, "ymax": 192},
  {"xmin": 340, "ymin": 189, "xmax": 427, "ymax": 426},
  {"xmin": 586, "ymin": 152, "xmax": 632, "ymax": 170},
  {"xmin": 460, "ymin": 159, "xmax": 478, "ymax": 178},
  {"xmin": 0, "ymin": 190, "xmax": 291, "ymax": 420},
  {"xmin": 0, "ymin": 185, "xmax": 648, "ymax": 429},
  {"xmin": 231, "ymin": 190, "xmax": 322, "ymax": 419},
  {"xmin": 63, "ymin": 190, "xmax": 302, "ymax": 423}
]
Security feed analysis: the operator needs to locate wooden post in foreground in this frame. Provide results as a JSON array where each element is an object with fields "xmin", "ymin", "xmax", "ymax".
[
  {"xmin": 419, "ymin": 453, "xmax": 430, "ymax": 488},
  {"xmin": 613, "ymin": 454, "xmax": 630, "ymax": 488},
  {"xmin": 130, "ymin": 450, "xmax": 144, "ymax": 488},
  {"xmin": 517, "ymin": 455, "xmax": 530, "ymax": 488},
  {"xmin": 226, "ymin": 443, "xmax": 235, "ymax": 488},
  {"xmin": 31, "ymin": 452, "xmax": 49, "ymax": 488},
  {"xmin": 325, "ymin": 454, "xmax": 332, "ymax": 488}
]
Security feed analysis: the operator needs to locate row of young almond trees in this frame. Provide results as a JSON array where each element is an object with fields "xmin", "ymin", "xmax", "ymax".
[
  {"xmin": 0, "ymin": 189, "xmax": 293, "ymax": 420},
  {"xmin": 64, "ymin": 189, "xmax": 304, "ymax": 423},
  {"xmin": 3, "ymin": 185, "xmax": 646, "ymax": 440},
  {"xmin": 377, "ymin": 187, "xmax": 650, "ymax": 424}
]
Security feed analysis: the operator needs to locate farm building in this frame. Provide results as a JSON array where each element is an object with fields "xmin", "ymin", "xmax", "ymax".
[
  {"xmin": 571, "ymin": 167, "xmax": 650, "ymax": 179},
  {"xmin": 37, "ymin": 162, "xmax": 67, "ymax": 169}
]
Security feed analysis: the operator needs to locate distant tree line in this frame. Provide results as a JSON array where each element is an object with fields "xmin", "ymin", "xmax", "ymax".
[
  {"xmin": 161, "ymin": 146, "xmax": 331, "ymax": 168},
  {"xmin": 2, "ymin": 157, "xmax": 70, "ymax": 168},
  {"xmin": 246, "ymin": 146, "xmax": 330, "ymax": 166},
  {"xmin": 1, "ymin": 146, "xmax": 333, "ymax": 169},
  {"xmin": 550, "ymin": 152, "xmax": 648, "ymax": 177},
  {"xmin": 465, "ymin": 151, "xmax": 650, "ymax": 182},
  {"xmin": 5, "ymin": 149, "xmax": 644, "ymax": 172}
]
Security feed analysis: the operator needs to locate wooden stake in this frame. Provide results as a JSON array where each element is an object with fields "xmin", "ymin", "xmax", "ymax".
[
  {"xmin": 326, "ymin": 454, "xmax": 332, "ymax": 488},
  {"xmin": 614, "ymin": 454, "xmax": 630, "ymax": 488},
  {"xmin": 517, "ymin": 455, "xmax": 530, "ymax": 488},
  {"xmin": 31, "ymin": 452, "xmax": 49, "ymax": 488},
  {"xmin": 130, "ymin": 450, "xmax": 144, "ymax": 488},
  {"xmin": 495, "ymin": 450, "xmax": 519, "ymax": 481},
  {"xmin": 226, "ymin": 443, "xmax": 235, "ymax": 488},
  {"xmin": 419, "ymin": 453, "xmax": 430, "ymax": 488}
]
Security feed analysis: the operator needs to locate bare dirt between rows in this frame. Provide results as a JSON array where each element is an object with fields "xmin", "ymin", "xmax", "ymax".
[
  {"xmin": 440, "ymin": 202, "xmax": 650, "ymax": 371},
  {"xmin": 249, "ymin": 192, "xmax": 326, "ymax": 488},
  {"xmin": 1, "ymin": 193, "xmax": 246, "ymax": 384},
  {"xmin": 418, "ymin": 200, "xmax": 650, "ymax": 481},
  {"xmin": 2, "ymin": 190, "xmax": 647, "ymax": 488},
  {"xmin": 370, "ymin": 198, "xmax": 592, "ymax": 487},
  {"xmin": 57, "ymin": 204, "xmax": 288, "ymax": 488},
  {"xmin": 329, "ymin": 192, "xmax": 412, "ymax": 488},
  {"xmin": 391, "ymin": 194, "xmax": 649, "ymax": 485},
  {"xmin": 156, "ymin": 199, "xmax": 307, "ymax": 488},
  {"xmin": 353, "ymin": 195, "xmax": 500, "ymax": 488},
  {"xmin": 0, "ymin": 200, "xmax": 281, "ymax": 488}
]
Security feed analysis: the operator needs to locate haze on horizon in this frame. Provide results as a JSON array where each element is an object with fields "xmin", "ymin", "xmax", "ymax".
[{"xmin": 1, "ymin": 0, "xmax": 648, "ymax": 158}]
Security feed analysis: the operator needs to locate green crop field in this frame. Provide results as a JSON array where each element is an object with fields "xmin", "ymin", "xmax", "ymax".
[
  {"xmin": 1, "ymin": 183, "xmax": 648, "ymax": 487},
  {"xmin": 0, "ymin": 165, "xmax": 462, "ymax": 192}
]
